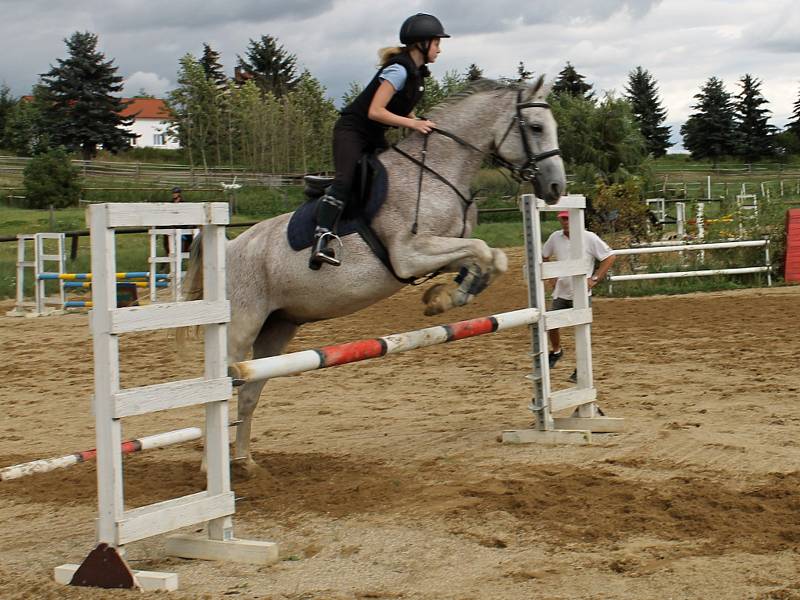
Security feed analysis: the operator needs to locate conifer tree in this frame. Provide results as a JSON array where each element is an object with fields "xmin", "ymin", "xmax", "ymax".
[
  {"xmin": 466, "ymin": 63, "xmax": 483, "ymax": 81},
  {"xmin": 200, "ymin": 43, "xmax": 227, "ymax": 88},
  {"xmin": 680, "ymin": 77, "xmax": 738, "ymax": 165},
  {"xmin": 237, "ymin": 35, "xmax": 299, "ymax": 98},
  {"xmin": 788, "ymin": 87, "xmax": 800, "ymax": 139},
  {"xmin": 40, "ymin": 31, "xmax": 135, "ymax": 159},
  {"xmin": 552, "ymin": 62, "xmax": 594, "ymax": 100},
  {"xmin": 624, "ymin": 66, "xmax": 672, "ymax": 157},
  {"xmin": 734, "ymin": 74, "xmax": 776, "ymax": 161}
]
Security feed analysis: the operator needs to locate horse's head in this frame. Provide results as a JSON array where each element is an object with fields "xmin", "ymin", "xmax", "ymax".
[{"xmin": 492, "ymin": 76, "xmax": 566, "ymax": 204}]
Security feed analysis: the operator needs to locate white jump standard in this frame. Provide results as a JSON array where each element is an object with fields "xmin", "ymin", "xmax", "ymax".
[
  {"xmin": 501, "ymin": 194, "xmax": 623, "ymax": 443},
  {"xmin": 55, "ymin": 203, "xmax": 277, "ymax": 593}
]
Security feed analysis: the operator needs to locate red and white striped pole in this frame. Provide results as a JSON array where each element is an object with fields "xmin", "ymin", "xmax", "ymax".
[
  {"xmin": 230, "ymin": 307, "xmax": 540, "ymax": 385},
  {"xmin": 0, "ymin": 427, "xmax": 201, "ymax": 482}
]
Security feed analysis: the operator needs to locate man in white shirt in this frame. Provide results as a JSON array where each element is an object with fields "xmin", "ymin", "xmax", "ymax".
[{"xmin": 542, "ymin": 211, "xmax": 616, "ymax": 382}]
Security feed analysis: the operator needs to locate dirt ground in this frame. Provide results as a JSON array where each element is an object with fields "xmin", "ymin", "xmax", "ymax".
[{"xmin": 0, "ymin": 248, "xmax": 799, "ymax": 600}]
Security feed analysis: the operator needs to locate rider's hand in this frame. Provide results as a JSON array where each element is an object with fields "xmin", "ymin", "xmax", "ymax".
[{"xmin": 411, "ymin": 119, "xmax": 436, "ymax": 134}]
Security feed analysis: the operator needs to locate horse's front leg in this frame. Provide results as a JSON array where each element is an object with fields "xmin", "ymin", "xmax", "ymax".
[{"xmin": 390, "ymin": 235, "xmax": 508, "ymax": 316}]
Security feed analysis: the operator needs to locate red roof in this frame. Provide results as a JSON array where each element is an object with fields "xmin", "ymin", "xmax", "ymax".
[
  {"xmin": 22, "ymin": 95, "xmax": 172, "ymax": 120},
  {"xmin": 119, "ymin": 98, "xmax": 171, "ymax": 120}
]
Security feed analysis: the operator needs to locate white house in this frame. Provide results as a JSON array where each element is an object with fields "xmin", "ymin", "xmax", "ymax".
[{"xmin": 121, "ymin": 98, "xmax": 179, "ymax": 149}]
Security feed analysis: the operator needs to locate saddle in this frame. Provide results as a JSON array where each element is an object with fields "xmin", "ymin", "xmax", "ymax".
[{"xmin": 288, "ymin": 155, "xmax": 409, "ymax": 280}]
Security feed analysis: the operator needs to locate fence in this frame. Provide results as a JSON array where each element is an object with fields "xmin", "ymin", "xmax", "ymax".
[
  {"xmin": 0, "ymin": 155, "xmax": 302, "ymax": 188},
  {"xmin": 608, "ymin": 239, "xmax": 772, "ymax": 292}
]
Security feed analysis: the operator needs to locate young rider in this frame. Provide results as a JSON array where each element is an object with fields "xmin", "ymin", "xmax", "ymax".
[{"xmin": 310, "ymin": 13, "xmax": 450, "ymax": 268}]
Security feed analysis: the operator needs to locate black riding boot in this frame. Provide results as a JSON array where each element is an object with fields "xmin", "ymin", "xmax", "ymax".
[{"xmin": 309, "ymin": 193, "xmax": 345, "ymax": 269}]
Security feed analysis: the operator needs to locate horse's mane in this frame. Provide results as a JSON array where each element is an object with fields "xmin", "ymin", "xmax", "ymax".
[{"xmin": 425, "ymin": 78, "xmax": 527, "ymax": 120}]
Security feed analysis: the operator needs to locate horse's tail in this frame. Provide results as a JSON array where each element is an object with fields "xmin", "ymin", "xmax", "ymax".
[
  {"xmin": 182, "ymin": 234, "xmax": 204, "ymax": 302},
  {"xmin": 176, "ymin": 234, "xmax": 205, "ymax": 346}
]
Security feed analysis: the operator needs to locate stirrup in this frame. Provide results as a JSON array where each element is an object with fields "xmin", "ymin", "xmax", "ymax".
[{"xmin": 309, "ymin": 231, "xmax": 342, "ymax": 269}]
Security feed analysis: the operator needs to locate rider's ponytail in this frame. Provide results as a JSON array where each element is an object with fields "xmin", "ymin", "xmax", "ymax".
[{"xmin": 377, "ymin": 46, "xmax": 406, "ymax": 66}]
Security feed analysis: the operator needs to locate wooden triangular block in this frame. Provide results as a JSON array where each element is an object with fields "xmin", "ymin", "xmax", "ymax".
[{"xmin": 69, "ymin": 543, "xmax": 139, "ymax": 590}]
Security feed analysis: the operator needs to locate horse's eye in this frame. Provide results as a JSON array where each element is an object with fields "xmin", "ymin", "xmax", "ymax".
[{"xmin": 529, "ymin": 123, "xmax": 543, "ymax": 134}]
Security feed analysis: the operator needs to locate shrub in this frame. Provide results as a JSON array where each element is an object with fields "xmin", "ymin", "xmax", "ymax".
[
  {"xmin": 587, "ymin": 179, "xmax": 651, "ymax": 240},
  {"xmin": 22, "ymin": 148, "xmax": 82, "ymax": 208}
]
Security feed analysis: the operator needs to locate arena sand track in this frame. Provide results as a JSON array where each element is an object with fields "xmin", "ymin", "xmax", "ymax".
[{"xmin": 0, "ymin": 248, "xmax": 798, "ymax": 600}]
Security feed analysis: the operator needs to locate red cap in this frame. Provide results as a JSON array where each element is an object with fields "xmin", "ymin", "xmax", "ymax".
[{"xmin": 558, "ymin": 211, "xmax": 569, "ymax": 218}]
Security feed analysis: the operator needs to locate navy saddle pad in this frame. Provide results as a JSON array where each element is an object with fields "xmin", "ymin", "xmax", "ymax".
[{"xmin": 287, "ymin": 156, "xmax": 389, "ymax": 251}]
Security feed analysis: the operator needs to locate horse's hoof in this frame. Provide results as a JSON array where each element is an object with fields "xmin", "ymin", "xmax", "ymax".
[
  {"xmin": 231, "ymin": 458, "xmax": 262, "ymax": 480},
  {"xmin": 424, "ymin": 292, "xmax": 453, "ymax": 316},
  {"xmin": 422, "ymin": 283, "xmax": 447, "ymax": 305}
]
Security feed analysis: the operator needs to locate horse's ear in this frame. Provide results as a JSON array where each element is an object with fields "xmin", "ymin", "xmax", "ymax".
[{"xmin": 525, "ymin": 74, "xmax": 546, "ymax": 100}]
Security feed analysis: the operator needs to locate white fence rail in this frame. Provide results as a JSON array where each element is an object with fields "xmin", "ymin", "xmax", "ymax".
[
  {"xmin": 0, "ymin": 155, "xmax": 300, "ymax": 188},
  {"xmin": 608, "ymin": 239, "xmax": 772, "ymax": 291}
]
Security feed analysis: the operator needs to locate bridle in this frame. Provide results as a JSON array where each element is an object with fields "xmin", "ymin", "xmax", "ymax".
[
  {"xmin": 390, "ymin": 88, "xmax": 562, "ymax": 235},
  {"xmin": 493, "ymin": 89, "xmax": 562, "ymax": 182}
]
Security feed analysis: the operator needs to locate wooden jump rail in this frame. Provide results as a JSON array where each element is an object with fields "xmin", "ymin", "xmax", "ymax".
[
  {"xmin": 0, "ymin": 428, "xmax": 202, "ymax": 482},
  {"xmin": 230, "ymin": 308, "xmax": 541, "ymax": 385}
]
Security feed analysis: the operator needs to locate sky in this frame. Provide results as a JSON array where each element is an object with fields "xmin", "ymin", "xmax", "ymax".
[{"xmin": 1, "ymin": 0, "xmax": 798, "ymax": 151}]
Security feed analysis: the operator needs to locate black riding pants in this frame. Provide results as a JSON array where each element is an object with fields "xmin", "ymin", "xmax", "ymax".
[{"xmin": 331, "ymin": 118, "xmax": 387, "ymax": 201}]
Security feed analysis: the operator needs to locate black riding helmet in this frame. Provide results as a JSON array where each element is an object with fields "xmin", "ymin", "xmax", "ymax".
[
  {"xmin": 400, "ymin": 13, "xmax": 450, "ymax": 64},
  {"xmin": 400, "ymin": 13, "xmax": 450, "ymax": 43}
]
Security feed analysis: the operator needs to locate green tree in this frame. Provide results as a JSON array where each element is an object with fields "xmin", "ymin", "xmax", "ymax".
[
  {"xmin": 40, "ymin": 31, "xmax": 136, "ymax": 159},
  {"xmin": 416, "ymin": 69, "xmax": 468, "ymax": 116},
  {"xmin": 625, "ymin": 66, "xmax": 672, "ymax": 157},
  {"xmin": 3, "ymin": 86, "xmax": 52, "ymax": 155},
  {"xmin": 285, "ymin": 70, "xmax": 338, "ymax": 173},
  {"xmin": 340, "ymin": 81, "xmax": 363, "ymax": 108},
  {"xmin": 200, "ymin": 43, "xmax": 227, "ymax": 88},
  {"xmin": 466, "ymin": 63, "xmax": 483, "ymax": 81},
  {"xmin": 167, "ymin": 53, "xmax": 223, "ymax": 170},
  {"xmin": 787, "ymin": 86, "xmax": 800, "ymax": 140},
  {"xmin": 22, "ymin": 148, "xmax": 82, "ymax": 208},
  {"xmin": 0, "ymin": 84, "xmax": 15, "ymax": 147},
  {"xmin": 734, "ymin": 74, "xmax": 776, "ymax": 161},
  {"xmin": 238, "ymin": 35, "xmax": 299, "ymax": 98},
  {"xmin": 550, "ymin": 92, "xmax": 648, "ymax": 186},
  {"xmin": 552, "ymin": 62, "xmax": 594, "ymax": 100},
  {"xmin": 680, "ymin": 77, "xmax": 738, "ymax": 166}
]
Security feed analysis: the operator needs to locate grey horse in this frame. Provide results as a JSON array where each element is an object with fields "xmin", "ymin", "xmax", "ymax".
[{"xmin": 183, "ymin": 77, "xmax": 566, "ymax": 475}]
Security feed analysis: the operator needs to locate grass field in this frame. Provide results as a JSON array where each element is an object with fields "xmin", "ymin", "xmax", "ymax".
[{"xmin": 1, "ymin": 154, "xmax": 796, "ymax": 302}]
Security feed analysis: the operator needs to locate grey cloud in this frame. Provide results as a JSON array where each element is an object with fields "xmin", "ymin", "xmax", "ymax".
[
  {"xmin": 92, "ymin": 0, "xmax": 335, "ymax": 33},
  {"xmin": 426, "ymin": 0, "xmax": 662, "ymax": 34}
]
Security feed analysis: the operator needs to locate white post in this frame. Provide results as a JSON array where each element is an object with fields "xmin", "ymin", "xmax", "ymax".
[
  {"xmin": 765, "ymin": 240, "xmax": 772, "ymax": 287},
  {"xmin": 676, "ymin": 202, "xmax": 686, "ymax": 238},
  {"xmin": 34, "ymin": 233, "xmax": 66, "ymax": 315},
  {"xmin": 202, "ymin": 218, "xmax": 233, "ymax": 541},
  {"xmin": 88, "ymin": 206, "xmax": 125, "ymax": 548},
  {"xmin": 696, "ymin": 203, "xmax": 705, "ymax": 262},
  {"xmin": 521, "ymin": 195, "xmax": 553, "ymax": 431},
  {"xmin": 6, "ymin": 235, "xmax": 36, "ymax": 316}
]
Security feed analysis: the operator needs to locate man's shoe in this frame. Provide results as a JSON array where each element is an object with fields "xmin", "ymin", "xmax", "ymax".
[
  {"xmin": 568, "ymin": 369, "xmax": 577, "ymax": 383},
  {"xmin": 548, "ymin": 349, "xmax": 563, "ymax": 368}
]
